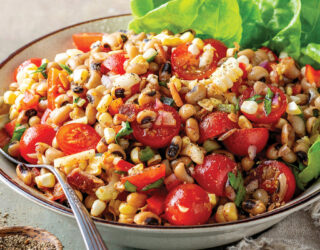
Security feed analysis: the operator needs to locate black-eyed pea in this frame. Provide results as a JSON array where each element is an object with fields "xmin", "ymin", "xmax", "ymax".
[
  {"xmin": 28, "ymin": 116, "xmax": 41, "ymax": 126},
  {"xmin": 8, "ymin": 141, "xmax": 20, "ymax": 158},
  {"xmin": 45, "ymin": 147, "xmax": 64, "ymax": 164},
  {"xmin": 266, "ymin": 143, "xmax": 280, "ymax": 160},
  {"xmin": 278, "ymin": 144, "xmax": 297, "ymax": 163},
  {"xmin": 16, "ymin": 164, "xmax": 33, "ymax": 186},
  {"xmin": 173, "ymin": 162, "xmax": 194, "ymax": 184},
  {"xmin": 133, "ymin": 211, "xmax": 161, "ymax": 225},
  {"xmin": 136, "ymin": 110, "xmax": 157, "ymax": 128},
  {"xmin": 171, "ymin": 156, "xmax": 192, "ymax": 169},
  {"xmin": 179, "ymin": 104, "xmax": 196, "ymax": 120},
  {"xmin": 166, "ymin": 136, "xmax": 182, "ymax": 160},
  {"xmin": 248, "ymin": 66, "xmax": 268, "ymax": 81},
  {"xmin": 241, "ymin": 156, "xmax": 255, "ymax": 171},
  {"xmin": 238, "ymin": 49, "xmax": 255, "ymax": 62},
  {"xmin": 185, "ymin": 84, "xmax": 207, "ymax": 105},
  {"xmin": 252, "ymin": 189, "xmax": 269, "ymax": 206},
  {"xmin": 287, "ymin": 115, "xmax": 305, "ymax": 137},
  {"xmin": 306, "ymin": 117, "xmax": 317, "ymax": 134},
  {"xmin": 185, "ymin": 118, "xmax": 199, "ymax": 142},
  {"xmin": 108, "ymin": 143, "xmax": 126, "ymax": 159},
  {"xmin": 85, "ymin": 103, "xmax": 97, "ymax": 125},
  {"xmin": 281, "ymin": 123, "xmax": 295, "ymax": 148}
]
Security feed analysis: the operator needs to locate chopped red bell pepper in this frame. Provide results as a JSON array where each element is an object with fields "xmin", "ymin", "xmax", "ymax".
[
  {"xmin": 4, "ymin": 119, "xmax": 17, "ymax": 137},
  {"xmin": 21, "ymin": 90, "xmax": 40, "ymax": 111},
  {"xmin": 292, "ymin": 84, "xmax": 302, "ymax": 95},
  {"xmin": 108, "ymin": 98, "xmax": 124, "ymax": 116},
  {"xmin": 146, "ymin": 189, "xmax": 167, "ymax": 215},
  {"xmin": 164, "ymin": 173, "xmax": 182, "ymax": 191},
  {"xmin": 115, "ymin": 159, "xmax": 134, "ymax": 172},
  {"xmin": 41, "ymin": 108, "xmax": 52, "ymax": 124},
  {"xmin": 239, "ymin": 62, "xmax": 247, "ymax": 80},
  {"xmin": 306, "ymin": 64, "xmax": 320, "ymax": 87},
  {"xmin": 260, "ymin": 46, "xmax": 278, "ymax": 62},
  {"xmin": 121, "ymin": 164, "xmax": 166, "ymax": 191}
]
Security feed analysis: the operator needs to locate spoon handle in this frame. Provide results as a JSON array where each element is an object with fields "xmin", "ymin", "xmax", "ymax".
[{"xmin": 51, "ymin": 167, "xmax": 108, "ymax": 250}]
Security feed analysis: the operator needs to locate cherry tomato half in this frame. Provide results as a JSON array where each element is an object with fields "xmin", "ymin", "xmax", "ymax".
[
  {"xmin": 56, "ymin": 123, "xmax": 101, "ymax": 155},
  {"xmin": 223, "ymin": 128, "xmax": 269, "ymax": 156},
  {"xmin": 20, "ymin": 124, "xmax": 56, "ymax": 164},
  {"xmin": 199, "ymin": 111, "xmax": 238, "ymax": 143},
  {"xmin": 240, "ymin": 85, "xmax": 287, "ymax": 124},
  {"xmin": 194, "ymin": 154, "xmax": 237, "ymax": 196},
  {"xmin": 305, "ymin": 64, "xmax": 320, "ymax": 87},
  {"xmin": 101, "ymin": 52, "xmax": 127, "ymax": 75},
  {"xmin": 131, "ymin": 103, "xmax": 181, "ymax": 148},
  {"xmin": 165, "ymin": 184, "xmax": 212, "ymax": 225},
  {"xmin": 249, "ymin": 161, "xmax": 296, "ymax": 202},
  {"xmin": 14, "ymin": 58, "xmax": 42, "ymax": 81},
  {"xmin": 72, "ymin": 33, "xmax": 104, "ymax": 52},
  {"xmin": 171, "ymin": 39, "xmax": 227, "ymax": 80}
]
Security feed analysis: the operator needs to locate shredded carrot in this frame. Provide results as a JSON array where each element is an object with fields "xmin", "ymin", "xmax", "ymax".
[{"xmin": 168, "ymin": 79, "xmax": 183, "ymax": 107}]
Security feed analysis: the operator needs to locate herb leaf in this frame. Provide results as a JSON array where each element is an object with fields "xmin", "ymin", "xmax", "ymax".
[
  {"xmin": 115, "ymin": 121, "xmax": 133, "ymax": 144},
  {"xmin": 264, "ymin": 88, "xmax": 274, "ymax": 116},
  {"xmin": 159, "ymin": 81, "xmax": 168, "ymax": 88},
  {"xmin": 59, "ymin": 64, "xmax": 73, "ymax": 75},
  {"xmin": 228, "ymin": 172, "xmax": 246, "ymax": 207},
  {"xmin": 124, "ymin": 180, "xmax": 137, "ymax": 192},
  {"xmin": 74, "ymin": 97, "xmax": 80, "ymax": 104},
  {"xmin": 32, "ymin": 63, "xmax": 47, "ymax": 78},
  {"xmin": 141, "ymin": 178, "xmax": 164, "ymax": 191},
  {"xmin": 11, "ymin": 124, "xmax": 27, "ymax": 141},
  {"xmin": 246, "ymin": 95, "xmax": 263, "ymax": 103},
  {"xmin": 139, "ymin": 146, "xmax": 154, "ymax": 162},
  {"xmin": 160, "ymin": 96, "xmax": 175, "ymax": 106}
]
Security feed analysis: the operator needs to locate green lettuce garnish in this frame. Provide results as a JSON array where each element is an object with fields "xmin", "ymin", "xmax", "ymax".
[{"xmin": 129, "ymin": 0, "xmax": 320, "ymax": 67}]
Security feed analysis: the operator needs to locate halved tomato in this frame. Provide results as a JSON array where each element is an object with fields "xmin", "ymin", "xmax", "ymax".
[
  {"xmin": 131, "ymin": 103, "xmax": 181, "ymax": 148},
  {"xmin": 249, "ymin": 161, "xmax": 296, "ymax": 202},
  {"xmin": 72, "ymin": 33, "xmax": 104, "ymax": 52},
  {"xmin": 305, "ymin": 64, "xmax": 320, "ymax": 87},
  {"xmin": 20, "ymin": 124, "xmax": 56, "ymax": 164},
  {"xmin": 223, "ymin": 128, "xmax": 269, "ymax": 156},
  {"xmin": 171, "ymin": 39, "xmax": 227, "ymax": 80},
  {"xmin": 240, "ymin": 85, "xmax": 287, "ymax": 124},
  {"xmin": 56, "ymin": 123, "xmax": 101, "ymax": 155},
  {"xmin": 199, "ymin": 111, "xmax": 238, "ymax": 143}
]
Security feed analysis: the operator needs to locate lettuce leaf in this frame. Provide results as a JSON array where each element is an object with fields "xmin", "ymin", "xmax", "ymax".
[
  {"xmin": 298, "ymin": 137, "xmax": 320, "ymax": 185},
  {"xmin": 131, "ymin": 0, "xmax": 169, "ymax": 17},
  {"xmin": 129, "ymin": 0, "xmax": 242, "ymax": 47}
]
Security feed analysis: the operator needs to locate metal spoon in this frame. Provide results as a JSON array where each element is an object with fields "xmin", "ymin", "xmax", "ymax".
[{"xmin": 0, "ymin": 148, "xmax": 108, "ymax": 250}]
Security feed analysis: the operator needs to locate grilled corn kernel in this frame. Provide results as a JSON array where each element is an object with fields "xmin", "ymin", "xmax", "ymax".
[
  {"xmin": 91, "ymin": 200, "xmax": 106, "ymax": 217},
  {"xmin": 215, "ymin": 205, "xmax": 226, "ymax": 223},
  {"xmin": 118, "ymin": 214, "xmax": 134, "ymax": 224},
  {"xmin": 131, "ymin": 147, "xmax": 141, "ymax": 164},
  {"xmin": 180, "ymin": 31, "xmax": 194, "ymax": 43},
  {"xmin": 192, "ymin": 38, "xmax": 204, "ymax": 50},
  {"xmin": 223, "ymin": 202, "xmax": 238, "ymax": 222},
  {"xmin": 104, "ymin": 128, "xmax": 116, "ymax": 144},
  {"xmin": 162, "ymin": 36, "xmax": 182, "ymax": 46},
  {"xmin": 208, "ymin": 193, "xmax": 218, "ymax": 207},
  {"xmin": 86, "ymin": 157, "xmax": 102, "ymax": 176},
  {"xmin": 4, "ymin": 91, "xmax": 17, "ymax": 105},
  {"xmin": 97, "ymin": 94, "xmax": 112, "ymax": 113},
  {"xmin": 35, "ymin": 173, "xmax": 56, "ymax": 188},
  {"xmin": 241, "ymin": 101, "xmax": 258, "ymax": 114},
  {"xmin": 286, "ymin": 101, "xmax": 302, "ymax": 115},
  {"xmin": 73, "ymin": 68, "xmax": 89, "ymax": 84},
  {"xmin": 127, "ymin": 193, "xmax": 147, "ymax": 208},
  {"xmin": 119, "ymin": 202, "xmax": 138, "ymax": 215},
  {"xmin": 20, "ymin": 78, "xmax": 35, "ymax": 92},
  {"xmin": 54, "ymin": 53, "xmax": 69, "ymax": 65},
  {"xmin": 99, "ymin": 112, "xmax": 113, "ymax": 127},
  {"xmin": 96, "ymin": 185, "xmax": 118, "ymax": 202},
  {"xmin": 128, "ymin": 163, "xmax": 144, "ymax": 176}
]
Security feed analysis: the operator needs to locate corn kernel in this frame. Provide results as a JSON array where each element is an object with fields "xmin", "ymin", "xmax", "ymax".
[
  {"xmin": 241, "ymin": 101, "xmax": 258, "ymax": 114},
  {"xmin": 223, "ymin": 202, "xmax": 238, "ymax": 222},
  {"xmin": 213, "ymin": 78, "xmax": 228, "ymax": 92},
  {"xmin": 97, "ymin": 94, "xmax": 112, "ymax": 113},
  {"xmin": 86, "ymin": 157, "xmax": 102, "ymax": 176},
  {"xmin": 35, "ymin": 173, "xmax": 56, "ymax": 188},
  {"xmin": 96, "ymin": 185, "xmax": 118, "ymax": 202},
  {"xmin": 215, "ymin": 205, "xmax": 226, "ymax": 223},
  {"xmin": 20, "ymin": 78, "xmax": 35, "ymax": 92},
  {"xmin": 162, "ymin": 36, "xmax": 183, "ymax": 47},
  {"xmin": 73, "ymin": 68, "xmax": 89, "ymax": 84},
  {"xmin": 180, "ymin": 31, "xmax": 194, "ymax": 43},
  {"xmin": 119, "ymin": 202, "xmax": 138, "ymax": 215},
  {"xmin": 54, "ymin": 53, "xmax": 69, "ymax": 65},
  {"xmin": 192, "ymin": 38, "xmax": 204, "ymax": 50},
  {"xmin": 237, "ymin": 55, "xmax": 249, "ymax": 66},
  {"xmin": 91, "ymin": 200, "xmax": 106, "ymax": 217},
  {"xmin": 99, "ymin": 112, "xmax": 113, "ymax": 127},
  {"xmin": 208, "ymin": 193, "xmax": 218, "ymax": 207},
  {"xmin": 286, "ymin": 101, "xmax": 301, "ymax": 115},
  {"xmin": 4, "ymin": 91, "xmax": 17, "ymax": 105},
  {"xmin": 104, "ymin": 127, "xmax": 116, "ymax": 144},
  {"xmin": 118, "ymin": 213, "xmax": 134, "ymax": 224},
  {"xmin": 130, "ymin": 147, "xmax": 141, "ymax": 164},
  {"xmin": 128, "ymin": 163, "xmax": 144, "ymax": 176}
]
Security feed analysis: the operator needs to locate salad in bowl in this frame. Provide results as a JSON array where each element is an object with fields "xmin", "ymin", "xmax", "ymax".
[{"xmin": 1, "ymin": 0, "xmax": 320, "ymax": 229}]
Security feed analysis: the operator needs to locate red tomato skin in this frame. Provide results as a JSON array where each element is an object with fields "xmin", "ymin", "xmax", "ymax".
[
  {"xmin": 72, "ymin": 33, "xmax": 103, "ymax": 52},
  {"xmin": 240, "ymin": 85, "xmax": 287, "ymax": 124},
  {"xmin": 4, "ymin": 120, "xmax": 16, "ymax": 137},
  {"xmin": 14, "ymin": 58, "xmax": 42, "ymax": 81},
  {"xmin": 199, "ymin": 112, "xmax": 238, "ymax": 143},
  {"xmin": 165, "ymin": 184, "xmax": 212, "ymax": 225},
  {"xmin": 131, "ymin": 104, "xmax": 181, "ymax": 148},
  {"xmin": 305, "ymin": 64, "xmax": 320, "ymax": 87},
  {"xmin": 41, "ymin": 109, "xmax": 52, "ymax": 124},
  {"xmin": 101, "ymin": 52, "xmax": 127, "ymax": 75},
  {"xmin": 20, "ymin": 124, "xmax": 56, "ymax": 164},
  {"xmin": 194, "ymin": 154, "xmax": 237, "ymax": 196},
  {"xmin": 171, "ymin": 39, "xmax": 227, "ymax": 80},
  {"xmin": 147, "ymin": 189, "xmax": 167, "ymax": 215},
  {"xmin": 253, "ymin": 161, "xmax": 296, "ymax": 202},
  {"xmin": 223, "ymin": 128, "xmax": 269, "ymax": 156},
  {"xmin": 56, "ymin": 123, "xmax": 101, "ymax": 155},
  {"xmin": 164, "ymin": 173, "xmax": 182, "ymax": 191}
]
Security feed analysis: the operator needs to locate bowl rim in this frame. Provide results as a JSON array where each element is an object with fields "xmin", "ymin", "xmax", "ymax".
[{"xmin": 1, "ymin": 13, "xmax": 320, "ymax": 230}]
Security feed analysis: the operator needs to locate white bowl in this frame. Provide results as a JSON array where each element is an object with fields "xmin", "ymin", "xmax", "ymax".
[{"xmin": 1, "ymin": 14, "xmax": 320, "ymax": 249}]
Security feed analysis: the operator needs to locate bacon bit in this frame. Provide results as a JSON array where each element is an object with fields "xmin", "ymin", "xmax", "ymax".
[
  {"xmin": 168, "ymin": 80, "xmax": 183, "ymax": 107},
  {"xmin": 67, "ymin": 168, "xmax": 104, "ymax": 194}
]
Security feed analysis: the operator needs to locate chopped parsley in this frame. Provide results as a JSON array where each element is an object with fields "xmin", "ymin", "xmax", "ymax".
[
  {"xmin": 32, "ymin": 63, "xmax": 47, "ymax": 78},
  {"xmin": 228, "ymin": 172, "xmax": 246, "ymax": 207},
  {"xmin": 115, "ymin": 121, "xmax": 133, "ymax": 144},
  {"xmin": 59, "ymin": 64, "xmax": 73, "ymax": 75},
  {"xmin": 264, "ymin": 88, "xmax": 274, "ymax": 116},
  {"xmin": 141, "ymin": 178, "xmax": 164, "ymax": 191}
]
